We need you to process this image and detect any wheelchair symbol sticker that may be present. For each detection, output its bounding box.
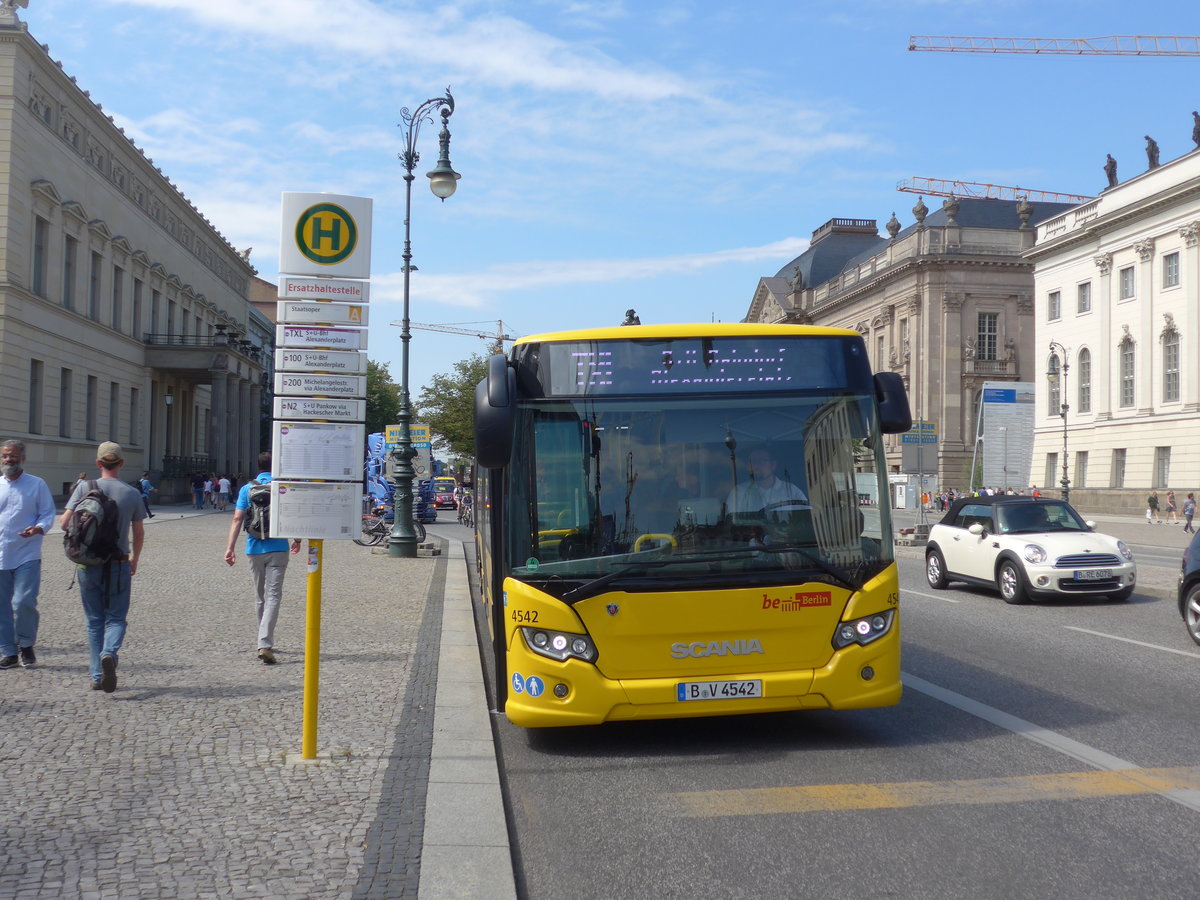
[511,672,525,694]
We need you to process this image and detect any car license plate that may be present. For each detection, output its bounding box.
[1074,568,1113,581]
[677,680,763,701]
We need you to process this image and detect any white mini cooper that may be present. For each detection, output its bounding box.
[924,496,1136,604]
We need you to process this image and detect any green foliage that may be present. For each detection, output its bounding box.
[365,359,402,436]
[417,353,491,459]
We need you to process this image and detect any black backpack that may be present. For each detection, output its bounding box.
[64,480,122,566]
[243,482,272,540]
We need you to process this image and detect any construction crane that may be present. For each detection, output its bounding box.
[394,319,517,344]
[897,176,1094,205]
[908,35,1200,56]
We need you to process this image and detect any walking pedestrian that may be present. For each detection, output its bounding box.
[191,472,206,510]
[61,442,146,692]
[217,474,232,511]
[1184,493,1196,534]
[138,471,157,519]
[223,453,300,664]
[1165,490,1179,524]
[0,440,56,670]
[1147,491,1161,524]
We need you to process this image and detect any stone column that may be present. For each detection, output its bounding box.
[1134,239,1155,415]
[225,373,239,475]
[248,381,263,466]
[1093,254,1113,421]
[208,368,227,475]
[238,378,251,478]
[1181,223,1200,412]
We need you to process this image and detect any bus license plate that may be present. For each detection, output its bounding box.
[677,680,763,701]
[1075,569,1112,581]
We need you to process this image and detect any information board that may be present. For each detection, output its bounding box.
[276,325,366,351]
[269,481,360,540]
[277,301,368,327]
[279,276,369,302]
[274,373,366,397]
[275,349,369,375]
[274,397,366,422]
[272,422,364,481]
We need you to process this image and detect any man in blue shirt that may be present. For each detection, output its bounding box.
[0,440,56,670]
[223,452,300,664]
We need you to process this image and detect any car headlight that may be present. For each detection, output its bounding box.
[1118,540,1134,561]
[832,609,895,649]
[1023,544,1047,564]
[520,627,597,663]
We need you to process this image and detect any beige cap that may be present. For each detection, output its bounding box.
[97,441,124,464]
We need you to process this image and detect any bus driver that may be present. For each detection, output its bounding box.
[725,445,808,515]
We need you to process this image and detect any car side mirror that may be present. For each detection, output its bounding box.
[1085,520,1097,530]
[968,522,985,536]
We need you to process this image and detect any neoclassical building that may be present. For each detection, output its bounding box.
[1027,144,1200,511]
[0,9,267,496]
[745,197,1072,489]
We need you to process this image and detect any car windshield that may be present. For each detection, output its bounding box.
[995,501,1088,534]
[503,392,893,596]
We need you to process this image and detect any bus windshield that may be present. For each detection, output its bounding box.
[506,392,892,598]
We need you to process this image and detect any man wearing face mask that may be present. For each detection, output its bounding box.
[0,440,56,670]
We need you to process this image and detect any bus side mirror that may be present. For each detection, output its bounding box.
[475,354,516,469]
[874,372,912,434]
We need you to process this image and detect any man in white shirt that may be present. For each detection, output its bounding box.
[0,440,57,670]
[725,446,808,515]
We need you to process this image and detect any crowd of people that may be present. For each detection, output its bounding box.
[922,485,1042,512]
[189,473,239,511]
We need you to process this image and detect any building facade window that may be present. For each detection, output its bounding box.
[1077,282,1091,314]
[129,387,139,446]
[1075,450,1088,489]
[86,375,98,441]
[1045,453,1058,490]
[32,216,49,298]
[1078,348,1092,413]
[62,235,77,311]
[111,266,124,332]
[1163,251,1180,288]
[1154,447,1171,489]
[1163,331,1180,402]
[151,289,161,333]
[1119,266,1135,299]
[59,368,72,438]
[29,360,44,435]
[109,381,119,441]
[1119,338,1135,407]
[1048,353,1062,416]
[132,279,143,338]
[88,252,102,321]
[1111,448,1126,488]
[1048,291,1061,320]
[977,312,998,360]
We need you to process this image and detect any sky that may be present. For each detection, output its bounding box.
[20,0,1200,403]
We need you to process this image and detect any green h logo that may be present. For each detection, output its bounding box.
[295,203,358,265]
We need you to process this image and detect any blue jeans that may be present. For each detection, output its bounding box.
[77,562,131,682]
[0,558,41,657]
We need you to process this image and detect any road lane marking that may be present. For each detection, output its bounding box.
[904,589,960,603]
[668,766,1200,817]
[1063,626,1200,660]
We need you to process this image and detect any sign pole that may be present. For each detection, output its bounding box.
[301,539,323,759]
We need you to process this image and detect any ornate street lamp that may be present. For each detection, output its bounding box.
[1046,341,1070,503]
[389,90,461,558]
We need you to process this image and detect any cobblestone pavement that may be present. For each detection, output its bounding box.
[0,509,445,900]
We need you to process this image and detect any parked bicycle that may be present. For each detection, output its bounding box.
[353,505,426,547]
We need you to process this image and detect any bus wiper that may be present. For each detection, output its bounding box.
[560,555,742,605]
[752,545,861,592]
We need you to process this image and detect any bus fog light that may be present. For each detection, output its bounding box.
[532,631,549,648]
[861,666,875,681]
[553,683,569,698]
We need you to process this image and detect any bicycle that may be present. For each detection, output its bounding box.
[457,492,474,529]
[353,511,426,547]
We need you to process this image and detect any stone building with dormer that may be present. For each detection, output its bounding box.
[0,9,267,496]
[745,197,1073,489]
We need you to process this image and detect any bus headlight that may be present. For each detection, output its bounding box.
[521,627,598,663]
[831,609,895,649]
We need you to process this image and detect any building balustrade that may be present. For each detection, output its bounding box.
[964,358,1016,376]
[161,455,212,478]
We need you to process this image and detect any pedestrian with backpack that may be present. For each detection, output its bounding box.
[223,452,300,665]
[0,440,57,671]
[60,442,146,692]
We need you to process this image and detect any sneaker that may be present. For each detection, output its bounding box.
[0,655,17,670]
[90,680,103,691]
[99,653,117,693]
[18,646,36,668]
[257,648,276,665]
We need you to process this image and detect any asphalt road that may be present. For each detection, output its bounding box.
[474,545,1200,900]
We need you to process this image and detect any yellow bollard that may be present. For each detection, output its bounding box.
[301,539,322,759]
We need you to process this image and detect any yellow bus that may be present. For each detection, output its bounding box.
[474,323,911,727]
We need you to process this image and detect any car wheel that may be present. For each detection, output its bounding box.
[926,549,948,589]
[1184,583,1200,646]
[1109,586,1134,602]
[997,560,1029,605]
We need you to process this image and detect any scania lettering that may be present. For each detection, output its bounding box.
[474,323,911,727]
